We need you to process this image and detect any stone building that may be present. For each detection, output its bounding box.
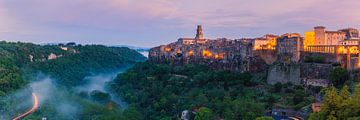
[248,34,279,50]
[306,26,360,46]
[149,25,266,72]
[178,25,208,45]
[304,26,360,70]
[304,31,315,49]
[48,53,58,60]
[339,28,360,40]
[312,26,346,45]
[264,34,278,48]
[276,33,303,63]
[312,103,322,113]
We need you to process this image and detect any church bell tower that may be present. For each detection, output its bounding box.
[195,25,203,40]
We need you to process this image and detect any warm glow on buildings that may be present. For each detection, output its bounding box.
[337,46,345,54]
[265,34,277,49]
[202,50,212,58]
[304,31,315,50]
[253,39,273,50]
[335,46,358,54]
[176,49,182,54]
[214,52,225,59]
[165,47,171,52]
[349,46,358,54]
[219,52,225,59]
[252,34,278,50]
[188,50,194,56]
[214,54,219,59]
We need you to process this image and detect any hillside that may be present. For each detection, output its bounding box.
[0,41,146,119]
[26,45,146,86]
[109,62,316,119]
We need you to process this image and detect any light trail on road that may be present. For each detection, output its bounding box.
[12,93,39,120]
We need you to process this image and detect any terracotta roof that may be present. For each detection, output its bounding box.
[315,26,326,29]
[325,31,344,33]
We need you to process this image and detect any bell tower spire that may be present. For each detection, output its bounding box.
[195,25,203,40]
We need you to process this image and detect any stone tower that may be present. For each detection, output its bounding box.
[314,26,326,45]
[195,25,203,40]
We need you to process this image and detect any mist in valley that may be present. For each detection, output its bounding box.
[0,66,131,119]
[75,67,130,108]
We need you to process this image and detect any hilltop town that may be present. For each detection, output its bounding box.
[149,25,360,84]
[150,25,360,66]
[148,25,360,119]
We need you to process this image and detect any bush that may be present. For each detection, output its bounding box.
[330,67,348,87]
[304,56,325,63]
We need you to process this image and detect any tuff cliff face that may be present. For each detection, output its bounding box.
[267,63,334,85]
[267,64,301,85]
[148,39,268,72]
[300,63,333,79]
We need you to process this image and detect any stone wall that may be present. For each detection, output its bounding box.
[267,63,334,85]
[254,50,277,65]
[267,64,301,85]
[300,63,333,79]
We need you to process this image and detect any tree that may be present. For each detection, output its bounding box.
[90,90,111,104]
[255,116,273,120]
[195,107,213,120]
[123,105,142,120]
[337,85,351,118]
[309,85,360,120]
[271,82,282,93]
[329,67,348,87]
[293,89,306,105]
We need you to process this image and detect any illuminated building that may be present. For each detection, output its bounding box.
[304,31,315,50]
[149,25,257,72]
[276,33,303,63]
[178,25,208,45]
[251,34,279,50]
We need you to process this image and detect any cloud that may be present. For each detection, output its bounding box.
[0,0,359,46]
[0,1,15,33]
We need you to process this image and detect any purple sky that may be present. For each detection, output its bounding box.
[0,0,360,47]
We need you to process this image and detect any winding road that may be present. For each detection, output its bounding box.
[12,93,39,120]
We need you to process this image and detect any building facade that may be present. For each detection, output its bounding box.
[251,34,278,50]
[308,26,360,46]
[276,33,303,63]
[149,25,267,72]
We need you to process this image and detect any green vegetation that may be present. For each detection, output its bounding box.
[255,116,274,120]
[304,56,326,63]
[0,41,145,93]
[109,62,314,120]
[2,41,359,119]
[329,67,349,88]
[269,82,314,110]
[0,58,26,96]
[24,88,141,120]
[0,41,146,119]
[27,45,146,86]
[194,107,213,120]
[309,85,360,120]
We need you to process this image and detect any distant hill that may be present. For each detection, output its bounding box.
[0,41,147,91]
[112,45,150,52]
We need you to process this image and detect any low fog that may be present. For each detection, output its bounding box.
[75,68,129,107]
[0,75,81,119]
[0,67,129,119]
